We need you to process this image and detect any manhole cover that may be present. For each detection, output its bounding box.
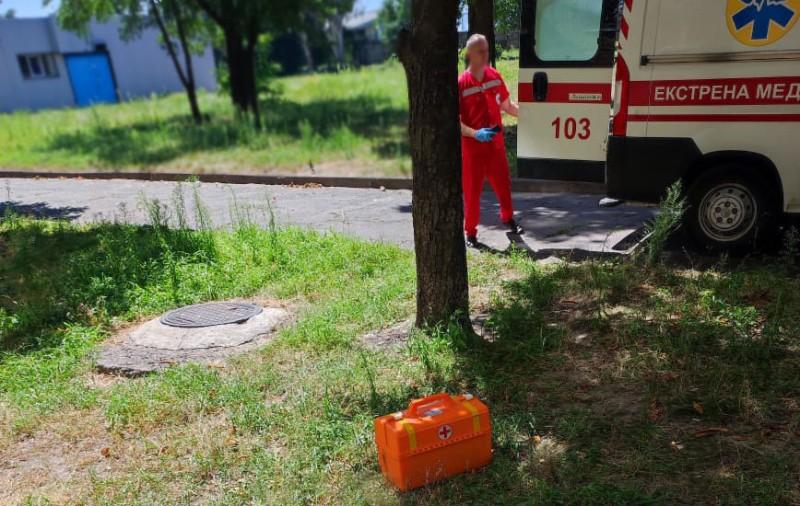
[160,302,263,328]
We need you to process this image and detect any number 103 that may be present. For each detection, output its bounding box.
[552,117,591,140]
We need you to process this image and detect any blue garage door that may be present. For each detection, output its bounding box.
[65,53,118,107]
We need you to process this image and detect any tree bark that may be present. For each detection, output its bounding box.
[224,30,250,114]
[245,35,261,129]
[468,0,496,66]
[398,0,469,328]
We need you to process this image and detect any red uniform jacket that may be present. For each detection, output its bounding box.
[458,66,510,151]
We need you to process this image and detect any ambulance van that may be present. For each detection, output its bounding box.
[517,0,800,249]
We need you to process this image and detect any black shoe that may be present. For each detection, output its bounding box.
[505,219,524,235]
[466,235,480,248]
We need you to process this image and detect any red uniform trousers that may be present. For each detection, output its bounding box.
[461,136,514,238]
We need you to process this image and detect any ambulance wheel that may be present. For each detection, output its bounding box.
[686,166,773,251]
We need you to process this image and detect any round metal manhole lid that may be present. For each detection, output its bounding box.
[160,302,263,328]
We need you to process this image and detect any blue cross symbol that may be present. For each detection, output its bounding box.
[732,0,796,40]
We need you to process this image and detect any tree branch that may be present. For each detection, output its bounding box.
[149,0,188,87]
[169,0,197,90]
[192,0,224,26]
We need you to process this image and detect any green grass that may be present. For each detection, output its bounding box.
[0,57,520,177]
[0,189,414,429]
[2,191,799,504]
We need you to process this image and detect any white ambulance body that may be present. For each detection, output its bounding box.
[518,0,800,249]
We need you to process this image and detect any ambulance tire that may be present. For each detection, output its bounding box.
[686,166,774,252]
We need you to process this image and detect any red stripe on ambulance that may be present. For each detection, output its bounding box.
[518,82,611,104]
[629,114,800,123]
[620,17,630,39]
[629,76,800,107]
[612,55,631,136]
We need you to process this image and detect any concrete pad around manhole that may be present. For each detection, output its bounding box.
[129,307,290,351]
[97,305,292,376]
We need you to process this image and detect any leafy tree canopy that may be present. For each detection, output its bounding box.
[378,0,411,49]
[494,0,519,38]
[52,0,210,53]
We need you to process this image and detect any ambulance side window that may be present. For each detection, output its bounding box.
[521,0,620,68]
[535,0,603,61]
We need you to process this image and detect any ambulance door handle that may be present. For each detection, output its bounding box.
[533,72,548,102]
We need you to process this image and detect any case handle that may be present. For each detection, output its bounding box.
[407,393,456,417]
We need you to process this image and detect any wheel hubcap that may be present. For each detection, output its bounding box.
[698,183,757,243]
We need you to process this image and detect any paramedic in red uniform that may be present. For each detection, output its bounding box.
[459,33,522,248]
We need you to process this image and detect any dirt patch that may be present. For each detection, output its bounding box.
[0,407,247,505]
[360,319,413,351]
[0,401,19,447]
[0,410,113,505]
[360,314,499,352]
[83,372,127,390]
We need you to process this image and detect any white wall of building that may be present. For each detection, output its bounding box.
[0,16,217,113]
[87,20,217,100]
[0,18,75,112]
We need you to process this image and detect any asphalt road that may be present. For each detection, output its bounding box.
[0,177,656,255]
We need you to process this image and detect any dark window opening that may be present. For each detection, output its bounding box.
[17,55,30,79]
[17,53,59,79]
[29,57,42,75]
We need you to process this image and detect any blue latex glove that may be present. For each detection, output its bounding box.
[474,128,497,143]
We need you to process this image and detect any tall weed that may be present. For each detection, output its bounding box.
[641,181,686,266]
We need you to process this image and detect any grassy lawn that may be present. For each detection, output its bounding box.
[0,58,519,178]
[2,192,799,504]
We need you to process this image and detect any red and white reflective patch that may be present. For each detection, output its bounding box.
[437,424,453,441]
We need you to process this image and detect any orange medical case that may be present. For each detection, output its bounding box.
[374,393,492,491]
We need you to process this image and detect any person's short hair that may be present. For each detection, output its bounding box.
[465,33,488,52]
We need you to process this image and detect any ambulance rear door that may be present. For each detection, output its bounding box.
[518,0,621,182]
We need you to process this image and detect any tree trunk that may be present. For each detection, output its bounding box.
[328,14,345,66]
[192,0,260,126]
[468,0,496,66]
[298,30,315,72]
[149,0,203,124]
[184,80,202,124]
[172,2,203,124]
[398,0,469,328]
[244,38,261,129]
[330,14,344,67]
[224,30,250,115]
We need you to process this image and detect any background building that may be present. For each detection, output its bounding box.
[0,16,217,113]
[343,10,388,66]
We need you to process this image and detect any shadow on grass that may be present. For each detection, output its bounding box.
[402,259,800,503]
[42,95,408,167]
[0,219,216,352]
[393,266,662,503]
